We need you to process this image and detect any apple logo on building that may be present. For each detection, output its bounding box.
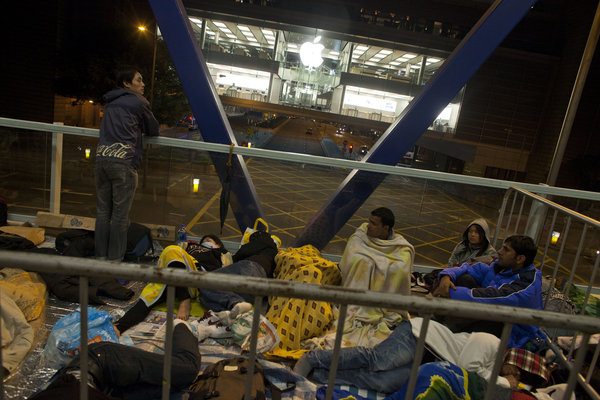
[300,36,324,68]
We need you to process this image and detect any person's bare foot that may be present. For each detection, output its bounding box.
[176,299,191,320]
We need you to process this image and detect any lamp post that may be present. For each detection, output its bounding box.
[149,23,157,107]
[137,23,158,190]
[138,24,158,106]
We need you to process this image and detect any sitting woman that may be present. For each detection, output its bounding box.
[447,218,497,268]
[114,234,231,333]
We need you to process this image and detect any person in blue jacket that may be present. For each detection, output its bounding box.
[94,66,159,261]
[432,235,546,350]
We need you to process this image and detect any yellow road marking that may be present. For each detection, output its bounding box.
[187,190,221,232]
[413,235,461,247]
[32,187,94,197]
[538,253,587,283]
[418,253,445,267]
[187,157,254,233]
[167,174,190,190]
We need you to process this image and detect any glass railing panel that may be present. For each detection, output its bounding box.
[59,134,99,217]
[245,158,351,249]
[0,127,52,215]
[133,145,222,229]
[2,119,599,291]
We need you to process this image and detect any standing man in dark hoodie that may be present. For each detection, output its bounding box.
[95,66,159,261]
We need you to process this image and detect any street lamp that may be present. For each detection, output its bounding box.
[137,23,158,191]
[137,24,157,106]
[149,24,157,107]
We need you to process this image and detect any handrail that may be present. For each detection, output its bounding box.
[1,250,599,333]
[1,249,600,400]
[510,186,600,228]
[2,116,600,201]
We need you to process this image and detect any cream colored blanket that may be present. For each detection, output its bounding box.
[307,223,414,349]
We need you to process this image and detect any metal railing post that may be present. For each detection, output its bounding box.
[483,323,512,400]
[493,188,512,247]
[548,217,572,298]
[404,315,431,400]
[244,296,265,400]
[540,210,558,280]
[525,185,549,244]
[506,191,519,236]
[162,286,175,400]
[579,253,600,317]
[562,224,588,310]
[586,340,600,383]
[325,304,348,400]
[564,333,591,400]
[79,276,89,400]
[50,123,64,214]
[514,195,526,236]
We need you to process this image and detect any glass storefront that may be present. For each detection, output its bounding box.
[187,15,460,132]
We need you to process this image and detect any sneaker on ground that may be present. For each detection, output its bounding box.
[216,302,253,326]
[189,319,232,339]
[196,310,223,326]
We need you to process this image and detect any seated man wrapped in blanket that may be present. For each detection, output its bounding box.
[267,207,414,358]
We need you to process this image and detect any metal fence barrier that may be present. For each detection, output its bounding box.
[2,118,600,399]
[494,187,600,320]
[492,186,600,400]
[0,251,599,400]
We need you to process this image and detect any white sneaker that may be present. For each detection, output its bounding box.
[232,302,253,319]
[216,302,253,326]
[196,310,222,326]
[189,318,232,339]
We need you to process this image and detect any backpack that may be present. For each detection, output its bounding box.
[124,222,154,261]
[189,357,266,400]
[55,229,95,257]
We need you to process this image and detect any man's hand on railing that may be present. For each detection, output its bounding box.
[432,275,455,298]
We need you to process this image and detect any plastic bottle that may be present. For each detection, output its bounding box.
[177,224,187,244]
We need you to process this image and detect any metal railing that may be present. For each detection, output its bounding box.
[0,251,599,400]
[2,117,600,399]
[2,117,600,205]
[494,186,600,308]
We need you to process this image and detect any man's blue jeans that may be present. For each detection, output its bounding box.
[199,259,266,311]
[305,320,417,393]
[94,161,138,261]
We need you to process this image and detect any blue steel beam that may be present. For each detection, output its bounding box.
[147,0,264,232]
[295,0,538,249]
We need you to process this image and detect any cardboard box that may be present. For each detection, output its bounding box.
[36,212,175,241]
[36,212,95,231]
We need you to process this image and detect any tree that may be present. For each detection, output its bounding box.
[150,39,190,126]
[54,0,155,102]
[53,0,189,125]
